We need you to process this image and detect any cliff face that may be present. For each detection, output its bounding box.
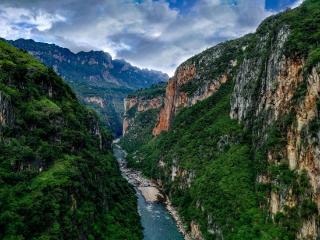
[123,95,163,135]
[228,22,320,238]
[153,36,247,135]
[266,64,320,238]
[0,91,13,133]
[121,83,166,152]
[121,1,320,239]
[230,26,306,125]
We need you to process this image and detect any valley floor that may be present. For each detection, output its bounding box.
[112,142,187,239]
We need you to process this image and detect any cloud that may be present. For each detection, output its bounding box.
[0,0,302,75]
[290,0,304,8]
[0,6,65,40]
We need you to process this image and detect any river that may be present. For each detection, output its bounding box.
[113,143,184,240]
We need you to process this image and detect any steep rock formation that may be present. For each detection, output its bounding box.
[230,26,304,125]
[0,91,13,132]
[123,95,163,135]
[84,96,105,108]
[121,1,320,239]
[153,37,248,135]
[229,21,320,239]
[121,83,166,152]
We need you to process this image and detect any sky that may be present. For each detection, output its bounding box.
[0,0,303,75]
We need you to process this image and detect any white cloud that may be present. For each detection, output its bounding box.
[0,0,303,75]
[0,6,65,40]
[291,0,304,8]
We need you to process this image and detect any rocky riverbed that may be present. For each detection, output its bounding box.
[113,141,188,240]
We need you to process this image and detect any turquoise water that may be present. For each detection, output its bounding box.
[113,144,184,240]
[136,190,184,240]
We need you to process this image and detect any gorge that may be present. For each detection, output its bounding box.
[1,0,320,239]
[113,142,184,240]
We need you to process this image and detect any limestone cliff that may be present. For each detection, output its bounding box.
[121,83,166,152]
[122,1,320,239]
[228,21,320,238]
[153,36,248,135]
[84,96,105,108]
[123,95,163,135]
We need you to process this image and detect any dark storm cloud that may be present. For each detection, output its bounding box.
[0,0,303,75]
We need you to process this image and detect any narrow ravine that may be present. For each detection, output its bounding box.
[112,141,185,240]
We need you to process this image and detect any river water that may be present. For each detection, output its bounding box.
[113,144,184,240]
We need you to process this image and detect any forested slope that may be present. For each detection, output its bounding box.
[0,40,142,240]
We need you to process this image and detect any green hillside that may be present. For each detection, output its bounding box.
[0,40,142,240]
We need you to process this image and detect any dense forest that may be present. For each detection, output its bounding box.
[0,40,142,239]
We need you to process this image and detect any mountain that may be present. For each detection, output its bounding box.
[0,40,142,239]
[120,0,320,239]
[8,39,168,136]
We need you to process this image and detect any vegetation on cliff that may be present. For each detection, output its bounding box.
[127,82,166,99]
[120,82,166,153]
[0,40,142,240]
[121,0,320,239]
[126,81,287,239]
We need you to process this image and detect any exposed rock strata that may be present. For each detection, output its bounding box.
[153,61,232,136]
[123,95,164,135]
[230,26,320,239]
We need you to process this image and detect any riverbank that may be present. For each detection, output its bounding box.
[113,142,190,239]
[113,143,164,202]
[165,198,191,240]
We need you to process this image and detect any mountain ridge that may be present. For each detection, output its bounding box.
[7,38,168,136]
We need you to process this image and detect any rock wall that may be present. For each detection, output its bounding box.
[0,91,13,134]
[230,26,305,125]
[123,95,164,136]
[122,2,320,238]
[229,25,320,239]
[152,41,243,136]
[84,96,105,108]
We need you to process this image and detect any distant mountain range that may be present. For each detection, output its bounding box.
[8,38,168,136]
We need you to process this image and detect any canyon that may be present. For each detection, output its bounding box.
[1,0,319,239]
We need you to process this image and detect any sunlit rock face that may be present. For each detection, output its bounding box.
[152,39,244,136]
